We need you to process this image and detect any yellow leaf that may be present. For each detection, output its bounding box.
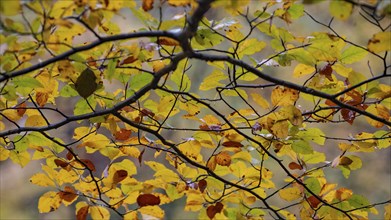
[251,93,270,109]
[332,63,352,77]
[271,86,299,107]
[279,187,302,201]
[185,192,204,211]
[178,140,202,162]
[124,211,138,220]
[25,115,47,127]
[30,173,55,187]
[0,0,21,16]
[120,146,141,158]
[237,38,266,58]
[199,70,227,91]
[9,150,30,167]
[2,109,21,121]
[168,0,191,6]
[139,206,165,219]
[368,32,391,53]
[293,63,315,78]
[38,191,62,213]
[111,159,137,176]
[0,147,10,161]
[90,206,110,220]
[385,204,391,219]
[366,104,390,128]
[329,0,352,20]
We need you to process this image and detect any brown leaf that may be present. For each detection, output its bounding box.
[288,162,303,170]
[114,128,132,141]
[142,0,154,11]
[76,206,89,220]
[341,108,355,124]
[206,202,224,219]
[113,170,128,185]
[307,195,321,208]
[138,148,145,166]
[222,141,243,148]
[66,151,74,160]
[137,194,160,207]
[16,102,27,117]
[198,179,207,193]
[121,56,137,65]
[339,156,353,166]
[80,159,96,171]
[59,186,77,202]
[319,64,333,81]
[54,159,69,168]
[140,108,155,117]
[215,152,231,166]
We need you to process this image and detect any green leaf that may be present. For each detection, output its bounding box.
[106,58,118,81]
[297,128,326,145]
[291,140,313,154]
[13,76,43,88]
[59,84,79,97]
[302,151,326,164]
[348,194,370,209]
[288,4,304,19]
[340,46,368,64]
[129,72,153,91]
[304,177,321,195]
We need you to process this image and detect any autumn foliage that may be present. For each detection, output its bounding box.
[0,0,390,219]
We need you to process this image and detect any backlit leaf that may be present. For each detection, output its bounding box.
[329,0,353,20]
[199,70,227,91]
[38,191,62,213]
[30,173,55,187]
[279,187,302,201]
[89,206,110,220]
[293,63,315,78]
[340,46,368,64]
[368,32,391,53]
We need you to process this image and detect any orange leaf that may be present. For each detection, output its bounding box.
[137,194,161,207]
[206,156,217,171]
[36,91,49,107]
[288,162,303,170]
[158,37,180,46]
[215,152,231,166]
[142,0,154,11]
[16,102,27,117]
[114,128,132,141]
